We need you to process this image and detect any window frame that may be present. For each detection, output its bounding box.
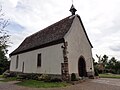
[37,53,41,67]
[16,55,19,69]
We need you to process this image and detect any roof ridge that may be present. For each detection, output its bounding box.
[27,15,72,38]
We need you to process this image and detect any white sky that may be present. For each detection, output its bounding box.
[0,0,120,61]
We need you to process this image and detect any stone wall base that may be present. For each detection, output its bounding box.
[87,71,94,76]
[10,71,62,79]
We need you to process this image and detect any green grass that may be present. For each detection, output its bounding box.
[0,75,3,78]
[0,77,17,82]
[99,74,120,79]
[17,80,70,88]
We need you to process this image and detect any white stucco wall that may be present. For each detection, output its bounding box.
[64,15,94,75]
[10,43,64,74]
[10,15,94,76]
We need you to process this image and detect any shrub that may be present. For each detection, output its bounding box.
[3,70,10,78]
[3,70,17,78]
[17,73,40,80]
[27,73,39,80]
[10,72,17,77]
[3,71,17,78]
[17,74,28,80]
[0,67,4,75]
[88,75,94,79]
[50,78,62,82]
[44,76,51,82]
[38,74,51,81]
[71,73,77,81]
[94,69,99,76]
[32,74,39,80]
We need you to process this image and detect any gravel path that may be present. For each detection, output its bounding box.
[0,78,120,90]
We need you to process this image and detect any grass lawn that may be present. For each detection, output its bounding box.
[17,80,70,88]
[0,77,18,82]
[0,75,3,78]
[99,74,120,79]
[0,75,70,88]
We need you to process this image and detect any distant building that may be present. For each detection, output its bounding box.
[10,5,94,80]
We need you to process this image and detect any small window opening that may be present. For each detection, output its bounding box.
[16,55,19,69]
[37,54,41,67]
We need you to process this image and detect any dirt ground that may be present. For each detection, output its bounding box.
[0,78,120,90]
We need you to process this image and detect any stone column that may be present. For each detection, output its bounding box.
[61,42,69,81]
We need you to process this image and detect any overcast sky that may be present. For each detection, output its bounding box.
[0,0,120,61]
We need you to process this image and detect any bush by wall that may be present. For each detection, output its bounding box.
[71,73,77,81]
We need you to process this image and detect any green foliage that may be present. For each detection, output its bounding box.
[99,74,120,79]
[26,73,39,80]
[16,80,70,88]
[17,73,63,83]
[0,77,17,82]
[50,78,62,82]
[0,6,10,75]
[37,74,51,81]
[3,71,17,78]
[17,74,28,80]
[71,73,77,81]
[106,57,120,74]
[95,54,120,74]
[101,55,108,66]
[0,75,3,78]
[17,73,39,80]
[94,69,99,76]
[0,46,10,74]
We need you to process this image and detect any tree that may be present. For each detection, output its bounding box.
[96,54,102,63]
[0,6,10,74]
[96,54,105,73]
[0,47,10,74]
[101,55,108,67]
[110,57,117,64]
[0,6,10,50]
[106,57,117,73]
[105,57,120,74]
[95,54,120,74]
[93,57,99,76]
[115,61,120,74]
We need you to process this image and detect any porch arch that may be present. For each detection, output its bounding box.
[78,56,87,77]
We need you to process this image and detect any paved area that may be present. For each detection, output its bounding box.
[0,78,120,90]
[0,78,4,80]
[91,78,120,87]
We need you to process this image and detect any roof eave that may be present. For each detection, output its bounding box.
[10,38,65,56]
